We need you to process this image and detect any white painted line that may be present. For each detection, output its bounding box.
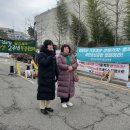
[27,79,36,84]
[20,75,36,84]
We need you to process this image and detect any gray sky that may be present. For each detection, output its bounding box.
[0,0,57,32]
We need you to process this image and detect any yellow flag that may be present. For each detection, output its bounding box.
[16,61,21,76]
[32,59,38,70]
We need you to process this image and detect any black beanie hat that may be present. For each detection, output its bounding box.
[43,40,53,49]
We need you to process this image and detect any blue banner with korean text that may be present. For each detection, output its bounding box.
[77,45,130,63]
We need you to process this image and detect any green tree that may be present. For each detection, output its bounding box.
[86,0,114,46]
[87,41,97,47]
[103,0,124,46]
[99,15,114,46]
[56,0,69,48]
[124,0,130,40]
[70,14,88,47]
[27,26,34,38]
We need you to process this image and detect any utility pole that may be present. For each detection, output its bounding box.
[34,22,37,40]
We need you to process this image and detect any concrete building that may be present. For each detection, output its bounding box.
[0,27,29,40]
[35,0,126,47]
[35,8,57,47]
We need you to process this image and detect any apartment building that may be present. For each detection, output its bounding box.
[35,0,126,47]
[0,27,29,40]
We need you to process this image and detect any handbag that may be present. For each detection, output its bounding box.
[74,72,79,82]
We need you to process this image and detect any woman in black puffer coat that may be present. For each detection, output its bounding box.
[37,40,59,115]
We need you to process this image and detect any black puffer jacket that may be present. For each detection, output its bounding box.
[37,48,59,100]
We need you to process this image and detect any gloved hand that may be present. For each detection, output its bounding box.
[52,50,56,56]
[47,56,54,61]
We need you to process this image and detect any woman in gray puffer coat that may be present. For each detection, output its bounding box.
[57,44,78,108]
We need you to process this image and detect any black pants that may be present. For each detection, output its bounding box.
[60,97,70,103]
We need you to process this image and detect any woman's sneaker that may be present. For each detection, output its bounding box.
[67,102,73,107]
[62,103,67,108]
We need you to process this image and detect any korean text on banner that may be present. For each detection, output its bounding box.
[0,38,36,53]
[77,46,130,63]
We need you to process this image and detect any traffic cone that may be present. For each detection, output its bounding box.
[9,66,14,74]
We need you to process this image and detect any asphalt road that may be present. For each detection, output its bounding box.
[0,58,130,130]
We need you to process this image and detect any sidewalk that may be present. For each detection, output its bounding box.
[77,70,127,86]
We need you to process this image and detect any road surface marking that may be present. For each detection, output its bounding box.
[20,75,36,84]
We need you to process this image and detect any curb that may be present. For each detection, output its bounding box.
[77,70,127,86]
